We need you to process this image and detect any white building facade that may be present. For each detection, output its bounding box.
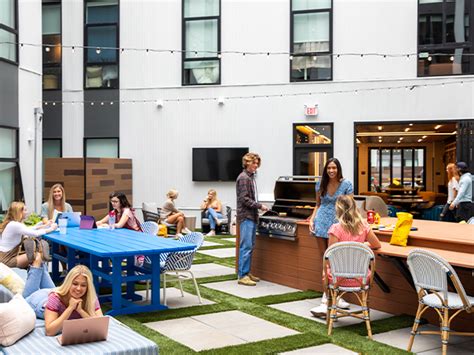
[1,0,473,214]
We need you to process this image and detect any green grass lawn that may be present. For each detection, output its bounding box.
[114,234,414,354]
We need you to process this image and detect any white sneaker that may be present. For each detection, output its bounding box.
[337,298,351,309]
[182,227,192,234]
[206,230,216,237]
[175,233,184,238]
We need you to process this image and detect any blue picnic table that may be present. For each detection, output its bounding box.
[43,227,195,316]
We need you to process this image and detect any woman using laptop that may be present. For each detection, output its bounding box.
[41,183,74,223]
[19,252,103,336]
[0,201,57,268]
[96,192,142,231]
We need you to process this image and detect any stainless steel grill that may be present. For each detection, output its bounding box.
[257,176,319,241]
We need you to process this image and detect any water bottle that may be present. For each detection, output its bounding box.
[108,211,116,230]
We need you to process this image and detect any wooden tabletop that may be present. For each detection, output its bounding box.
[377,241,474,269]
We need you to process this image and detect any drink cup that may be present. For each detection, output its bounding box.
[59,218,68,235]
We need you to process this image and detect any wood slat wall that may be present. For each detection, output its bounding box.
[242,224,474,332]
[44,158,133,219]
[44,158,85,215]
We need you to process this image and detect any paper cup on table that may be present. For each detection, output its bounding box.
[59,218,68,235]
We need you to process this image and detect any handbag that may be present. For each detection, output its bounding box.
[390,212,413,247]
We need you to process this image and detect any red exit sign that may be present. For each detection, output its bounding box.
[304,104,318,117]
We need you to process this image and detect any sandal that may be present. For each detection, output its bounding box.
[38,240,51,262]
[23,238,37,264]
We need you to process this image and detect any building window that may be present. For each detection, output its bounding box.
[43,139,62,159]
[369,148,425,191]
[418,0,473,76]
[42,3,61,90]
[182,0,220,85]
[0,0,17,63]
[85,138,119,158]
[293,123,333,175]
[84,0,119,89]
[0,127,23,213]
[290,0,332,81]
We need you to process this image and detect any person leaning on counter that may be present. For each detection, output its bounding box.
[449,162,473,222]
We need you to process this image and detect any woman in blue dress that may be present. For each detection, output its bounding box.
[309,157,353,315]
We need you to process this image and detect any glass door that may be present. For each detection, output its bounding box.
[293,123,333,176]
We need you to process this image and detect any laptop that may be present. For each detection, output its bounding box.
[80,215,97,229]
[57,316,109,346]
[56,212,82,227]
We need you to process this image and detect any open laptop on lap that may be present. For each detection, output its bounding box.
[57,316,109,346]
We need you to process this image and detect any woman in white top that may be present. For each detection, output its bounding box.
[0,201,57,268]
[41,183,73,223]
[440,163,460,222]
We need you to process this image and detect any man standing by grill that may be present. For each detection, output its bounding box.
[236,152,268,286]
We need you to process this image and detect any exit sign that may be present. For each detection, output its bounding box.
[305,104,318,117]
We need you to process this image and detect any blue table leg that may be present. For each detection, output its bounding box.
[150,253,161,307]
[90,254,100,294]
[126,256,135,300]
[111,257,122,313]
[51,242,60,282]
[67,247,76,270]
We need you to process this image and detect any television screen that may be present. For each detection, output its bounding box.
[193,147,249,181]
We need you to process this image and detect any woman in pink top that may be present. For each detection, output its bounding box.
[310,195,381,317]
[97,192,142,231]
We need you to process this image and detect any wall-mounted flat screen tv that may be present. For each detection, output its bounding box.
[193,147,249,181]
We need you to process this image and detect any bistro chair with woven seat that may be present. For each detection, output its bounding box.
[323,242,376,339]
[144,232,204,304]
[406,249,474,355]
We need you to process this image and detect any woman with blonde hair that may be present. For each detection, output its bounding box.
[41,183,73,223]
[440,163,460,222]
[17,250,102,336]
[310,195,381,317]
[200,189,223,236]
[161,189,190,237]
[0,201,57,268]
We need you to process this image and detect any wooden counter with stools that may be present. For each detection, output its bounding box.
[241,218,474,331]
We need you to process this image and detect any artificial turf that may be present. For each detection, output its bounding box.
[112,234,413,354]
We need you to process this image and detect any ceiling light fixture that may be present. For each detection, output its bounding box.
[434,124,442,129]
[405,128,410,132]
[378,126,383,131]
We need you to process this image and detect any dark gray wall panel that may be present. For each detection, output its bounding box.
[0,61,18,127]
[43,90,62,138]
[84,90,119,137]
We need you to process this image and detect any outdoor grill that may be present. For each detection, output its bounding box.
[257,176,319,241]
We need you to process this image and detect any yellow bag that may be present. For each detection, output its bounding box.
[390,212,413,247]
[158,224,168,237]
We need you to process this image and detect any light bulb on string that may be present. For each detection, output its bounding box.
[450,56,454,61]
[289,55,293,60]
[217,53,222,59]
[96,47,101,54]
[71,46,75,53]
[45,46,50,53]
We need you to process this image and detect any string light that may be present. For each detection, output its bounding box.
[40,78,473,106]
[3,40,474,59]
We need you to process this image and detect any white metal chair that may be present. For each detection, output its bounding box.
[141,221,159,236]
[323,242,375,339]
[144,232,204,305]
[406,249,474,355]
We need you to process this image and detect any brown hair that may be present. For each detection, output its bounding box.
[242,152,261,169]
[446,163,459,182]
[46,183,67,220]
[0,201,25,232]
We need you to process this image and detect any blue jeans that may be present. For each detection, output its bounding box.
[238,219,257,278]
[206,208,223,230]
[23,264,55,319]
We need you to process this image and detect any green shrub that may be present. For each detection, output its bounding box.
[24,213,42,226]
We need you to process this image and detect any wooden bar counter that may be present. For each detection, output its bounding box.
[242,218,474,331]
